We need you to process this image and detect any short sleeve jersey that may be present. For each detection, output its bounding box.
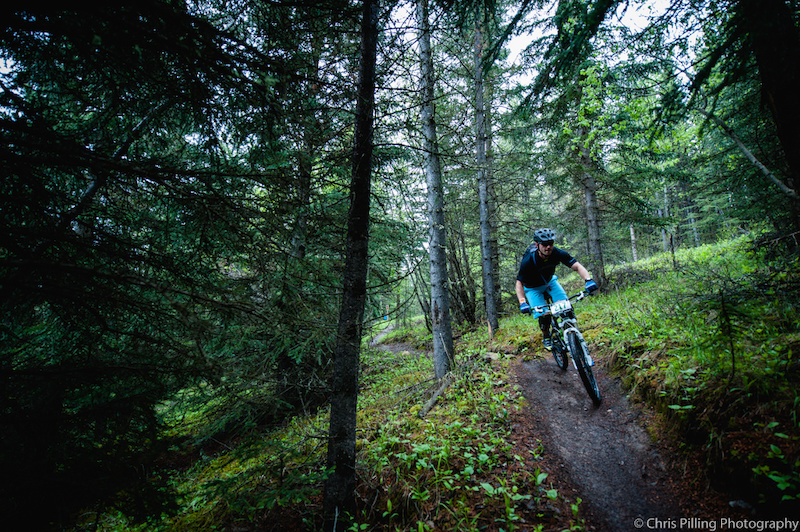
[516,245,577,288]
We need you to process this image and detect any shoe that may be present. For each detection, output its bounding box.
[542,337,553,351]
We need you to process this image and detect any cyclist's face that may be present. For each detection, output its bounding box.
[538,241,554,256]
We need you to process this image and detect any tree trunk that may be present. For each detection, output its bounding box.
[659,207,668,253]
[413,263,432,333]
[485,81,502,317]
[417,0,454,379]
[580,165,606,285]
[474,22,499,333]
[663,182,675,253]
[323,0,378,528]
[686,200,700,246]
[290,33,323,261]
[277,34,324,414]
[629,224,638,262]
[575,125,606,286]
[738,0,800,209]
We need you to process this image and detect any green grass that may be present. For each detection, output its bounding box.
[581,234,800,511]
[71,233,800,529]
[74,317,584,531]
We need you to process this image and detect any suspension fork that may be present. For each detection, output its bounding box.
[562,323,592,367]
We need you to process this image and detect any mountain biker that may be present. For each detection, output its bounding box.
[515,228,598,350]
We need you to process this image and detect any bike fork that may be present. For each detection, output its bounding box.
[565,327,594,368]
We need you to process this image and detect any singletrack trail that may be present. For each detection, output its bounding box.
[373,325,749,531]
[514,355,739,531]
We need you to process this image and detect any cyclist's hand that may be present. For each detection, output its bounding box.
[585,279,598,294]
[519,302,531,314]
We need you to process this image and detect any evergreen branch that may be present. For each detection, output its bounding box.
[697,108,799,203]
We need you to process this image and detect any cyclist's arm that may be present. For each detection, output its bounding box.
[515,280,527,305]
[570,261,592,282]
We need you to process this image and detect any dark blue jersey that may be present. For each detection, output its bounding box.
[516,246,577,288]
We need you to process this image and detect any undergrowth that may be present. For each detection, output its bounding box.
[352,343,567,532]
[71,232,800,529]
[583,233,800,515]
[73,320,581,531]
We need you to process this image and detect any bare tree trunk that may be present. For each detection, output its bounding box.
[485,81,502,316]
[686,202,700,246]
[629,224,639,262]
[474,22,499,333]
[323,0,378,528]
[417,0,454,379]
[662,182,677,257]
[580,166,606,285]
[575,125,606,286]
[738,0,800,206]
[661,183,678,268]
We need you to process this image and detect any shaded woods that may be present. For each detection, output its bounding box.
[2,1,799,530]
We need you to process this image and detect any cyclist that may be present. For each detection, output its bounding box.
[515,228,598,350]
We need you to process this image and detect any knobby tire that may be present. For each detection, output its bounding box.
[567,329,601,406]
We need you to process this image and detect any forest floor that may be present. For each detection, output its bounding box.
[376,326,760,532]
[512,353,755,531]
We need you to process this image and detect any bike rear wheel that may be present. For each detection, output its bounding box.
[551,333,568,371]
[567,329,601,406]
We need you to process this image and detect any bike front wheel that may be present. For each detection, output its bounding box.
[567,329,601,406]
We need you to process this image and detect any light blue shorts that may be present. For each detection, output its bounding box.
[523,276,568,318]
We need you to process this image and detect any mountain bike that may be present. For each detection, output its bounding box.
[533,290,601,406]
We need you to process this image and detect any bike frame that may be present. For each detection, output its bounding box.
[533,290,600,405]
[533,291,588,361]
[551,292,591,369]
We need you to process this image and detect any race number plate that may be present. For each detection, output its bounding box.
[550,299,572,314]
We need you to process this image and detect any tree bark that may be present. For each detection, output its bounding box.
[575,124,606,286]
[474,22,499,333]
[485,80,502,318]
[629,224,638,262]
[580,165,606,285]
[290,32,324,261]
[447,225,477,325]
[738,0,800,199]
[323,0,378,528]
[417,0,454,379]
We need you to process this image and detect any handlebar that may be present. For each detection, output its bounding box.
[531,290,590,315]
[571,290,589,301]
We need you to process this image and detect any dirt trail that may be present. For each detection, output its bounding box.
[373,325,746,531]
[514,355,737,531]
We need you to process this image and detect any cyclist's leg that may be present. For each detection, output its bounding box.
[547,276,568,302]
[524,285,552,345]
[546,277,577,318]
[538,314,552,336]
[523,285,548,318]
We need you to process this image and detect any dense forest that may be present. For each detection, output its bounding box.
[2,0,799,530]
